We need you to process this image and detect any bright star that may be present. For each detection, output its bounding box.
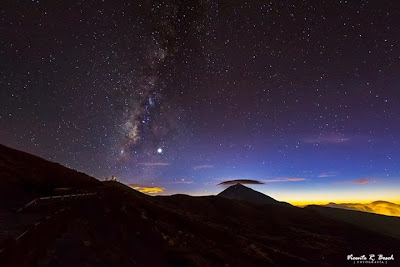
[157,148,163,154]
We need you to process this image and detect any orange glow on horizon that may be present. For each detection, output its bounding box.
[129,185,165,194]
[288,200,400,206]
[290,200,400,217]
[288,199,400,206]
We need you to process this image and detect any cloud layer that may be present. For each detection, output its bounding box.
[318,173,336,178]
[324,201,400,217]
[335,178,374,185]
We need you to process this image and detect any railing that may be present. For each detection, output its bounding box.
[0,192,98,264]
[0,208,70,265]
[16,192,97,212]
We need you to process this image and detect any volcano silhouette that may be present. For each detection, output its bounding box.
[218,183,291,206]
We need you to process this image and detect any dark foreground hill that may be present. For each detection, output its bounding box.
[0,145,399,266]
[0,144,100,210]
[306,205,400,240]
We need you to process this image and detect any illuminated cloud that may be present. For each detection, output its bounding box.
[352,178,374,184]
[137,162,170,167]
[262,178,306,182]
[129,184,165,194]
[324,201,400,217]
[218,179,264,185]
[303,134,350,144]
[318,173,336,178]
[193,164,214,170]
[335,178,374,185]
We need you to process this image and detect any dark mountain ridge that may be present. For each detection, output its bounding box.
[0,144,100,210]
[306,205,400,240]
[218,183,291,206]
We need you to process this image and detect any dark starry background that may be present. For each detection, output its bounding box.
[1,0,399,199]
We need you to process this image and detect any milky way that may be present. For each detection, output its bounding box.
[1,0,400,200]
[118,1,215,163]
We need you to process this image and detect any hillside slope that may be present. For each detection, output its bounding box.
[306,205,400,240]
[0,144,100,209]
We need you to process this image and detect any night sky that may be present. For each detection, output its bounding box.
[1,0,400,203]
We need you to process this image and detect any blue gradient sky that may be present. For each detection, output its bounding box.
[1,1,400,203]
